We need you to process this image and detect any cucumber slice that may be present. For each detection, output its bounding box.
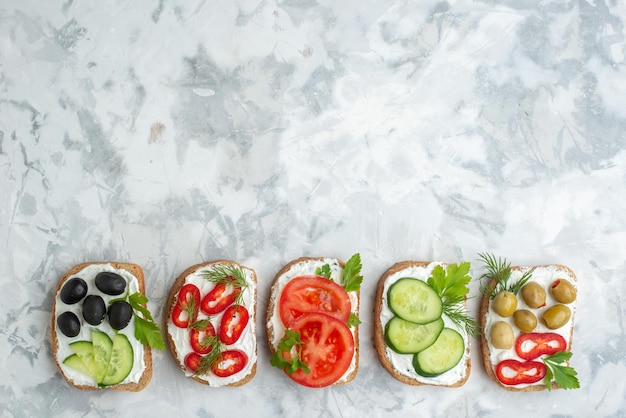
[385,317,444,354]
[101,334,134,386]
[91,330,113,384]
[63,354,94,378]
[387,278,442,324]
[413,328,465,377]
[69,341,98,380]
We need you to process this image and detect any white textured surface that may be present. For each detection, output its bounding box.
[1,0,626,417]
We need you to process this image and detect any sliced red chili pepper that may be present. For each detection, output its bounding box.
[201,280,241,315]
[211,350,248,377]
[495,359,546,385]
[218,305,249,345]
[172,284,201,328]
[190,321,217,354]
[515,332,567,360]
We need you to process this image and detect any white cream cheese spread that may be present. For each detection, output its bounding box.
[54,263,145,387]
[379,262,470,386]
[267,258,359,384]
[167,264,257,386]
[483,265,577,388]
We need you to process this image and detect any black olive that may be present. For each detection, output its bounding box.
[57,311,81,337]
[60,278,88,304]
[82,295,106,325]
[108,300,133,330]
[95,272,127,295]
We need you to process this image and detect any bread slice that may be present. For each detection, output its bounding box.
[164,260,257,386]
[374,261,471,387]
[51,262,152,391]
[480,264,577,391]
[266,256,360,386]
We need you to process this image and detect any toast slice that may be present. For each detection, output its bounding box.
[479,263,578,391]
[51,262,153,391]
[374,261,472,387]
[165,261,257,386]
[266,256,361,387]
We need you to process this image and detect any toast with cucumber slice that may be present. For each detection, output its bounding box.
[51,262,163,391]
[374,261,476,387]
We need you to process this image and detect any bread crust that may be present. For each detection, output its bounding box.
[479,264,576,391]
[265,256,360,386]
[51,262,152,392]
[374,261,471,387]
[164,260,257,386]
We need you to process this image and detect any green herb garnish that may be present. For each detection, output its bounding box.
[270,330,310,375]
[347,312,361,328]
[195,338,224,376]
[200,265,249,306]
[315,264,332,279]
[542,351,580,390]
[128,292,165,350]
[341,253,363,292]
[478,253,534,298]
[427,262,479,337]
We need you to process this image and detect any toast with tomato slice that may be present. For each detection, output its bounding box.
[51,262,160,391]
[478,255,579,391]
[266,255,362,388]
[374,261,474,387]
[165,260,257,386]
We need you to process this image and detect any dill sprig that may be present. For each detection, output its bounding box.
[200,264,249,306]
[442,298,480,337]
[478,253,534,299]
[194,337,224,376]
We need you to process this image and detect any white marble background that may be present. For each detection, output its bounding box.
[1,0,626,417]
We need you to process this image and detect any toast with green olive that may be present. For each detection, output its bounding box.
[374,261,476,387]
[51,262,162,391]
[478,254,580,391]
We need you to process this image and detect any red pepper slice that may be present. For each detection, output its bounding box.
[218,305,249,345]
[190,321,216,354]
[515,332,567,360]
[495,359,546,385]
[172,284,201,328]
[211,350,248,377]
[201,280,242,315]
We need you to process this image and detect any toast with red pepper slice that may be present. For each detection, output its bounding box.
[479,260,579,391]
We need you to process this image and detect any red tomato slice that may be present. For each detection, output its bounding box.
[515,332,567,360]
[279,276,351,326]
[172,284,201,328]
[219,305,249,345]
[201,282,241,315]
[211,350,248,377]
[190,321,217,355]
[184,352,203,373]
[279,312,354,388]
[495,359,546,385]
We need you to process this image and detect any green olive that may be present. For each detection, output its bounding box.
[550,279,577,304]
[492,291,517,317]
[542,304,571,329]
[490,321,514,349]
[513,309,537,333]
[520,282,546,308]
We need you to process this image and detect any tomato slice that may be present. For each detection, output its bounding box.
[211,350,248,377]
[201,281,241,315]
[172,284,201,328]
[495,359,546,385]
[219,305,249,345]
[515,332,567,360]
[279,312,354,388]
[184,352,203,373]
[190,321,217,355]
[279,276,351,326]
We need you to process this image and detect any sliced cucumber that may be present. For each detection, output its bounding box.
[91,330,113,384]
[385,317,444,354]
[387,278,442,324]
[63,354,94,378]
[68,341,98,380]
[413,328,465,377]
[101,333,134,386]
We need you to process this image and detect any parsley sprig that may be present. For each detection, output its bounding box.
[200,265,249,306]
[427,262,479,337]
[341,253,363,292]
[128,292,165,350]
[270,330,310,375]
[543,351,580,390]
[478,253,534,299]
